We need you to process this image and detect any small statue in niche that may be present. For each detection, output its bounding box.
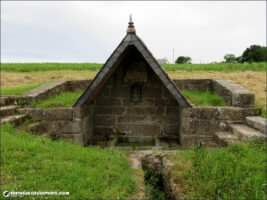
[124,61,147,83]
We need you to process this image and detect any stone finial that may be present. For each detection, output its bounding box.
[126,14,136,33]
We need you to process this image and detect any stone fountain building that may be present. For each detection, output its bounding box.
[73,16,191,145]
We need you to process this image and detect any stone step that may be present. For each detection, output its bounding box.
[0,114,28,127]
[230,124,266,141]
[0,96,22,106]
[215,132,239,146]
[246,116,266,134]
[0,105,19,117]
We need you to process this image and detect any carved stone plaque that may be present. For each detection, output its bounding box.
[124,61,147,83]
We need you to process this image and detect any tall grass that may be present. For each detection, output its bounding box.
[169,141,266,199]
[182,89,226,106]
[1,62,266,72]
[1,123,137,199]
[31,90,83,108]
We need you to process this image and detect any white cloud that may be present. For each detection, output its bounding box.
[1,1,266,63]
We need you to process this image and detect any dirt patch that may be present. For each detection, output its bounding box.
[1,70,265,106]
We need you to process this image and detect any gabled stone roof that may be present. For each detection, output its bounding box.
[74,20,191,108]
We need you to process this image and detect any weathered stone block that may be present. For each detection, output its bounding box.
[154,99,177,107]
[95,98,121,106]
[123,99,154,106]
[126,107,164,116]
[142,87,161,98]
[174,79,211,91]
[19,108,73,121]
[182,118,220,135]
[117,115,164,124]
[95,115,116,126]
[212,79,254,108]
[39,121,82,134]
[73,105,94,119]
[95,107,125,115]
[110,87,129,97]
[166,107,180,116]
[98,87,110,97]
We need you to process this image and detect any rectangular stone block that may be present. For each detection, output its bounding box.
[166,107,180,116]
[182,118,220,135]
[110,87,129,98]
[123,99,154,106]
[20,108,73,121]
[154,99,177,107]
[95,98,121,106]
[117,115,164,124]
[73,105,94,119]
[95,107,125,115]
[39,120,82,134]
[95,115,116,126]
[126,107,164,116]
[142,87,161,98]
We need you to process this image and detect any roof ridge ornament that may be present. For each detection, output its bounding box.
[126,14,136,33]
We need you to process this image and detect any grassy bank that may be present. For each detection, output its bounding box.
[1,123,137,199]
[1,62,266,72]
[168,141,266,199]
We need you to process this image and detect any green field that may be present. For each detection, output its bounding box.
[1,123,137,199]
[1,62,266,72]
[168,141,266,199]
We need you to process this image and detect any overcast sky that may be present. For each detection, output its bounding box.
[1,1,266,64]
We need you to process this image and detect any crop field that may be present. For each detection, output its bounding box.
[1,62,266,72]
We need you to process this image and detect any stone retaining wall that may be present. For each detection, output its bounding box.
[18,105,94,145]
[180,107,261,148]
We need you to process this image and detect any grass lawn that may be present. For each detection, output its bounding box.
[31,90,83,108]
[1,82,47,96]
[168,141,266,199]
[182,89,226,106]
[1,123,137,199]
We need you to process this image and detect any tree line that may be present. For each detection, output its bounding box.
[175,44,266,64]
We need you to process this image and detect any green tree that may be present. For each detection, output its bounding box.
[241,45,266,63]
[175,56,192,64]
[224,54,237,63]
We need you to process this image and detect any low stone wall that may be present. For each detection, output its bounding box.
[180,107,261,148]
[173,79,212,91]
[211,79,254,108]
[18,105,94,145]
[23,80,91,105]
